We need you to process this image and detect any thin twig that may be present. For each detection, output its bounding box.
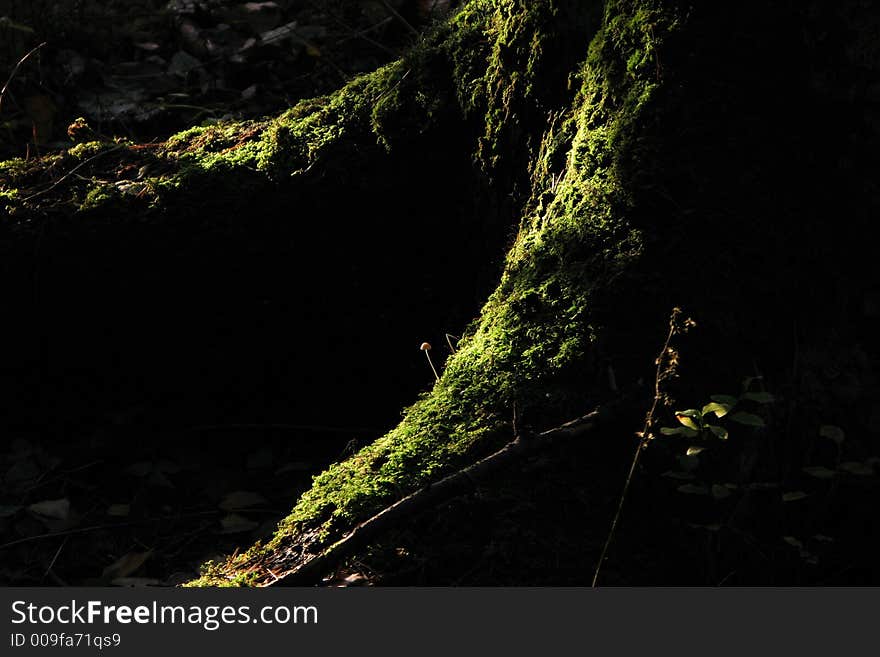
[375,68,411,104]
[23,144,126,202]
[378,0,421,38]
[0,511,219,551]
[335,16,397,55]
[260,398,637,586]
[0,41,47,115]
[41,536,69,584]
[592,308,687,587]
[304,0,398,57]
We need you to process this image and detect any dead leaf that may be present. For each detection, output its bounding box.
[147,470,174,489]
[662,470,695,480]
[246,448,274,470]
[107,504,131,517]
[242,2,282,33]
[155,460,181,474]
[126,462,153,477]
[710,484,731,500]
[219,513,259,534]
[783,536,803,549]
[260,21,299,46]
[168,50,202,77]
[219,491,268,511]
[677,484,709,495]
[5,458,41,484]
[838,461,874,476]
[28,498,71,521]
[111,577,161,587]
[0,505,22,518]
[342,573,369,586]
[102,551,153,580]
[803,466,836,479]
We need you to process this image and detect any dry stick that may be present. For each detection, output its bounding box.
[0,511,220,551]
[0,41,47,115]
[22,144,125,202]
[335,16,397,54]
[302,0,398,57]
[269,399,633,586]
[41,536,69,584]
[591,310,681,587]
[378,0,422,38]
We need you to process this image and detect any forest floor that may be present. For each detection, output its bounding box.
[3,0,880,588]
[0,0,457,586]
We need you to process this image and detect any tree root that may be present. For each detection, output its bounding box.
[269,396,638,586]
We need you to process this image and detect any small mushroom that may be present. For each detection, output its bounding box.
[420,342,439,382]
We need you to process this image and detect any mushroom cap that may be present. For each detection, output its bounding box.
[420,342,432,351]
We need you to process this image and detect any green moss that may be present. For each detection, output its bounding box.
[190,0,682,586]
[68,140,112,160]
[79,184,119,211]
[1,0,680,587]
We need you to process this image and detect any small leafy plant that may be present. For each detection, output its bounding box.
[658,376,773,444]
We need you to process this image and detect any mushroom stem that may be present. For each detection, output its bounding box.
[425,351,440,382]
[420,342,440,382]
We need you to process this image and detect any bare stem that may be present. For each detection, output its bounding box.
[425,351,440,381]
[0,42,47,115]
[592,307,685,587]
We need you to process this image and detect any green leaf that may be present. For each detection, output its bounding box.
[818,425,845,444]
[741,391,775,404]
[678,454,700,472]
[707,425,729,440]
[802,466,836,479]
[675,411,700,430]
[702,402,731,418]
[677,484,709,496]
[729,412,765,427]
[710,394,739,406]
[782,491,809,502]
[660,426,699,438]
[686,446,706,456]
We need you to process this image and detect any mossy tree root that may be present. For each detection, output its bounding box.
[267,397,638,586]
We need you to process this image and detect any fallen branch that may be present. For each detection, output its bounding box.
[0,42,47,115]
[269,397,637,586]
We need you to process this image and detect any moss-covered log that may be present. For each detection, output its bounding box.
[2,0,879,585]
